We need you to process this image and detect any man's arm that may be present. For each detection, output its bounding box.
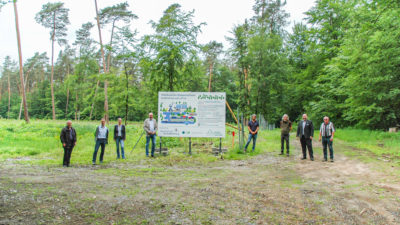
[60,128,66,146]
[331,123,335,141]
[114,125,117,140]
[123,125,126,140]
[143,120,150,134]
[247,126,253,134]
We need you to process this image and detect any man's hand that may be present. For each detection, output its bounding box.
[310,136,313,140]
[330,137,333,142]
[318,138,321,142]
[63,143,66,147]
[74,142,76,146]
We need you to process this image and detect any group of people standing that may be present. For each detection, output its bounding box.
[244,113,335,162]
[59,112,335,167]
[59,113,158,167]
[278,113,335,162]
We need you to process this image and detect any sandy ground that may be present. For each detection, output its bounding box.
[1,139,400,224]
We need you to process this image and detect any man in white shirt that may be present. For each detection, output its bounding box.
[93,118,109,165]
[319,116,335,162]
[143,112,158,157]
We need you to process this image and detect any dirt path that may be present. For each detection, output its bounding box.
[1,139,400,224]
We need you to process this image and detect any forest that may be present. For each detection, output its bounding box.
[1,0,399,130]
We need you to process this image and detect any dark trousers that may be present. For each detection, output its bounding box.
[93,139,106,163]
[300,136,313,159]
[146,134,156,156]
[281,134,289,153]
[322,136,334,160]
[63,146,74,166]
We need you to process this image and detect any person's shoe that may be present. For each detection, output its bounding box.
[92,162,96,165]
[322,159,327,162]
[286,153,289,157]
[279,152,284,155]
[244,149,247,153]
[100,161,103,164]
[151,155,154,158]
[63,165,67,167]
[301,157,306,160]
[122,157,126,159]
[116,157,120,159]
[310,158,314,161]
[330,159,334,162]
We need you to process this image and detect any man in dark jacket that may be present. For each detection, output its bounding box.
[280,114,292,156]
[296,114,314,161]
[60,120,77,167]
[114,118,126,159]
[93,118,109,165]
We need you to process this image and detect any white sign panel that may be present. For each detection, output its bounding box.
[158,92,226,138]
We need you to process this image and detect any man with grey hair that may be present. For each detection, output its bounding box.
[319,116,335,162]
[60,120,77,167]
[144,112,157,157]
[280,114,292,156]
[244,114,259,152]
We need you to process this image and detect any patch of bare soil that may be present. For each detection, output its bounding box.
[1,140,400,224]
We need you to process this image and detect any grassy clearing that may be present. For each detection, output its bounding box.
[0,119,279,166]
[1,119,398,166]
[334,128,400,157]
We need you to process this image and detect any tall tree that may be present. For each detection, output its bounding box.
[10,1,28,122]
[202,41,223,92]
[94,0,109,122]
[227,21,251,114]
[143,3,204,92]
[98,1,137,71]
[35,2,70,120]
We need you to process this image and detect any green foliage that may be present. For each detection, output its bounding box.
[1,0,399,130]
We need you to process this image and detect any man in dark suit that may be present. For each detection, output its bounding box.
[296,114,314,161]
[114,118,126,159]
[60,120,77,167]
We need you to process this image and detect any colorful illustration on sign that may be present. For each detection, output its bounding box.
[160,102,197,125]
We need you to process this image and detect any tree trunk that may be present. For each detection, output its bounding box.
[18,72,29,120]
[14,1,29,123]
[106,20,116,72]
[208,62,213,92]
[7,70,11,119]
[95,0,109,123]
[75,92,79,121]
[50,12,57,120]
[89,79,100,120]
[124,63,129,126]
[65,65,70,118]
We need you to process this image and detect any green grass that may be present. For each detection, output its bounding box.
[334,128,400,157]
[0,119,279,166]
[2,119,398,166]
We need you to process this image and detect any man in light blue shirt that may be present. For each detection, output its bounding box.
[93,118,109,165]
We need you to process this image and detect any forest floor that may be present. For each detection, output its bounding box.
[1,133,400,224]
